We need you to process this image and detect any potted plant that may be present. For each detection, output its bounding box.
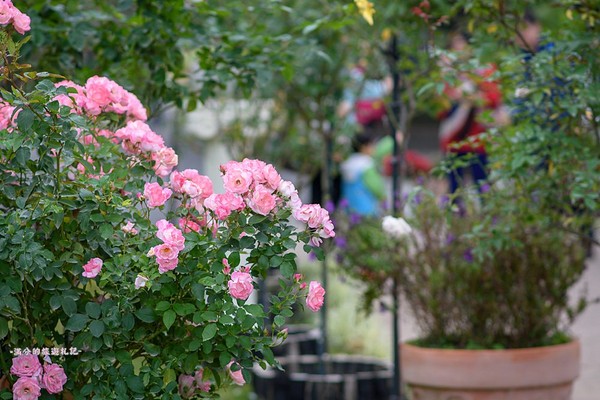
[335,185,591,399]
[0,7,335,399]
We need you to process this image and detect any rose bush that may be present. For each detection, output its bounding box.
[0,4,333,398]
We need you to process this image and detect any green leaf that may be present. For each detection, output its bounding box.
[49,295,62,311]
[89,320,105,337]
[173,303,195,316]
[122,312,135,331]
[86,302,101,319]
[280,261,294,278]
[99,223,113,240]
[16,108,35,132]
[202,323,217,341]
[228,252,240,268]
[15,147,30,167]
[0,317,8,339]
[155,301,171,312]
[163,310,176,330]
[135,307,156,323]
[126,375,145,393]
[61,297,77,317]
[274,315,285,327]
[65,314,89,332]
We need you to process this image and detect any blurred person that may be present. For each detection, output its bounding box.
[438,31,504,195]
[340,130,386,216]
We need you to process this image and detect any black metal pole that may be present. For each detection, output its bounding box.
[388,33,404,400]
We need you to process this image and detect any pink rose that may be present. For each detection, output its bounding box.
[152,147,178,177]
[204,192,245,220]
[12,377,41,400]
[153,243,179,262]
[134,274,148,289]
[222,258,231,275]
[194,368,211,393]
[124,92,148,121]
[54,81,87,112]
[170,169,213,200]
[262,163,281,190]
[82,258,103,278]
[121,221,138,235]
[178,374,195,399]
[223,166,253,194]
[228,271,253,300]
[0,100,16,131]
[294,273,303,282]
[293,204,326,229]
[11,9,30,35]
[144,182,172,208]
[114,120,164,154]
[84,76,116,113]
[155,219,185,251]
[226,361,246,386]
[0,1,13,25]
[178,217,201,233]
[248,185,277,216]
[10,355,42,378]
[157,257,178,274]
[306,281,325,312]
[42,363,67,394]
[241,158,267,183]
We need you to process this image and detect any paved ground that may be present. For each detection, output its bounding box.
[396,243,600,400]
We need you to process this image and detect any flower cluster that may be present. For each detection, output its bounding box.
[9,355,67,399]
[148,219,186,274]
[0,0,30,34]
[0,99,17,131]
[381,215,412,239]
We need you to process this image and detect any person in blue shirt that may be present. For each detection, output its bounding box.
[340,132,386,216]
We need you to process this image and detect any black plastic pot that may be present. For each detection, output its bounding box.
[252,354,392,400]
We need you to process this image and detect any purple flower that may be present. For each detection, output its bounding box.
[463,249,473,263]
[308,251,317,261]
[445,233,455,245]
[416,176,425,185]
[325,200,336,214]
[334,236,347,249]
[339,198,349,209]
[438,195,450,208]
[349,213,362,226]
[480,183,491,193]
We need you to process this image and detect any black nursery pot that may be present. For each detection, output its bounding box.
[252,354,393,400]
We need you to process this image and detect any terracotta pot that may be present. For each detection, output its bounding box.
[401,339,580,400]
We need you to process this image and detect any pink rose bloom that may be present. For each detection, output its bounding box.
[170,169,213,200]
[262,163,282,190]
[152,147,178,177]
[124,92,148,121]
[293,204,327,229]
[115,120,164,154]
[228,271,253,300]
[223,166,253,194]
[12,377,41,400]
[194,368,211,393]
[0,1,13,25]
[157,257,178,274]
[222,258,231,275]
[10,355,42,378]
[0,100,16,131]
[42,364,67,394]
[294,273,303,282]
[11,9,30,35]
[178,374,195,399]
[84,76,116,114]
[82,258,103,278]
[219,160,240,174]
[306,281,326,312]
[204,192,245,220]
[153,243,179,262]
[179,217,201,233]
[54,80,87,112]
[134,274,148,289]
[121,221,138,235]
[319,219,336,238]
[241,158,267,183]
[226,361,246,386]
[156,219,185,251]
[248,185,277,216]
[144,182,172,208]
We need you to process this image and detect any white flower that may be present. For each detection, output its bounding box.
[382,216,412,239]
[135,274,148,289]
